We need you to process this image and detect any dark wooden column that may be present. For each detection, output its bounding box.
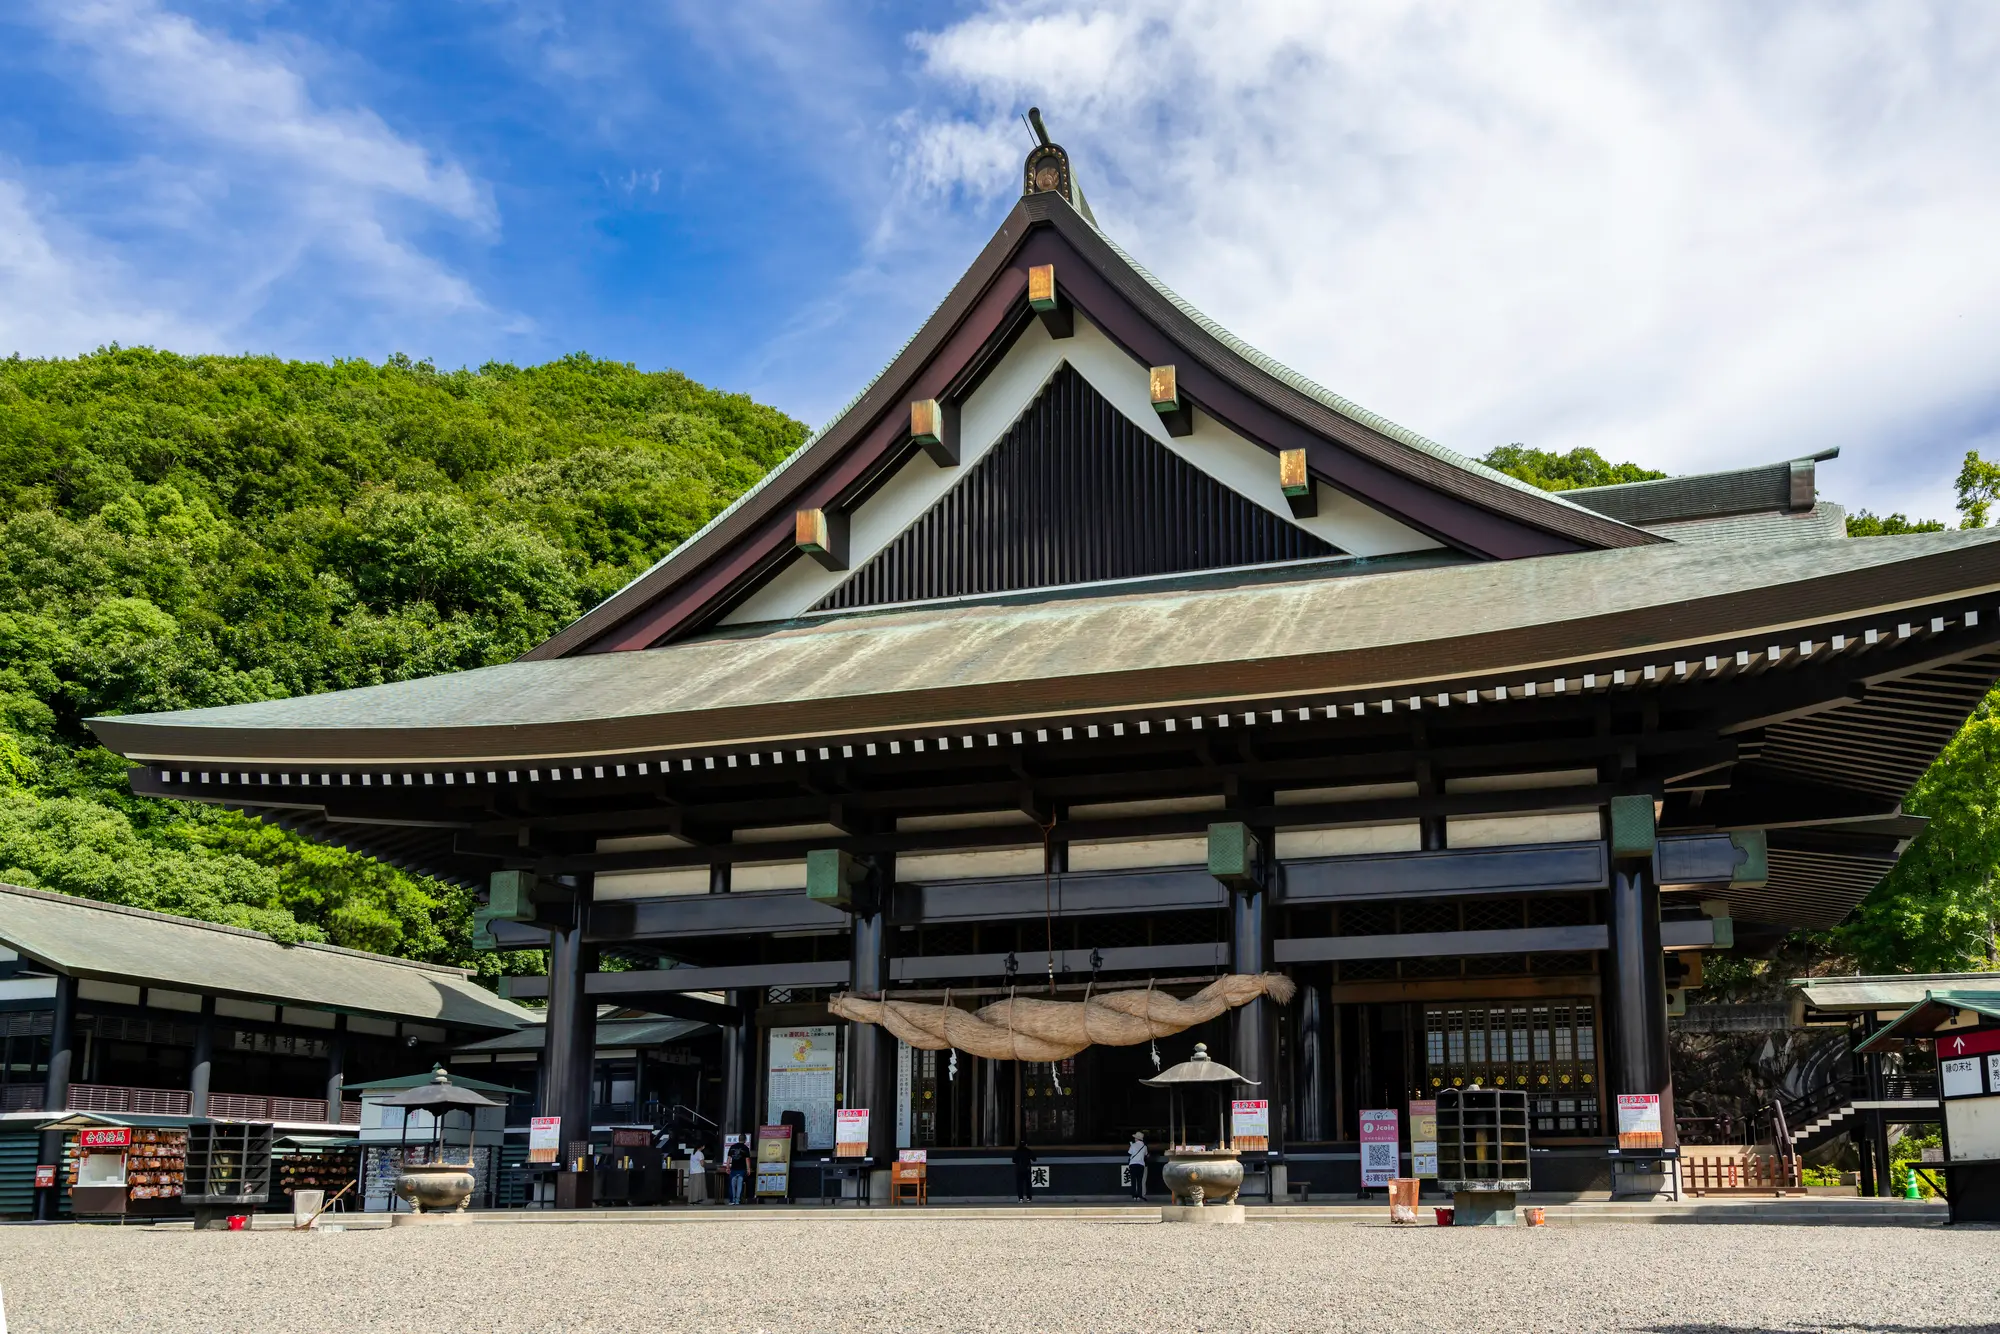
[848,856,893,1165]
[1605,796,1674,1195]
[720,990,757,1139]
[189,993,215,1116]
[1210,819,1272,1146]
[34,973,77,1220]
[543,875,597,1202]
[712,860,759,1143]
[324,1013,347,1124]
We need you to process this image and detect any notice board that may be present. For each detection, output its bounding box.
[767,1025,837,1149]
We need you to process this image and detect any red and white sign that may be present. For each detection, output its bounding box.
[835,1108,870,1158]
[34,1164,56,1189]
[77,1127,132,1150]
[1231,1099,1270,1153]
[526,1116,562,1164]
[1936,1029,2000,1060]
[1617,1094,1663,1150]
[1359,1109,1400,1188]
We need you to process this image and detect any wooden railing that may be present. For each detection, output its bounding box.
[12,1083,361,1124]
[1681,1150,1803,1196]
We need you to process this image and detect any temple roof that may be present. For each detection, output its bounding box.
[91,525,2000,766]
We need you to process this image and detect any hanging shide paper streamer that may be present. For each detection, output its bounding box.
[828,973,1295,1062]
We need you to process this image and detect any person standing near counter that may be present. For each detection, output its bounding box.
[1012,1139,1037,1202]
[726,1137,752,1205]
[1126,1131,1149,1201]
[686,1143,708,1204]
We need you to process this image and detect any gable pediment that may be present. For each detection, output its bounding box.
[817,363,1336,611]
[530,194,1655,657]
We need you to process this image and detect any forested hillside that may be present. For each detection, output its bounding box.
[0,347,807,972]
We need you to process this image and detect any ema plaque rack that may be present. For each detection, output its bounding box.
[1436,1087,1531,1225]
[185,1121,275,1226]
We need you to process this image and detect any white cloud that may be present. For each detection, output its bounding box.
[898,0,2000,521]
[4,0,493,356]
[0,176,214,354]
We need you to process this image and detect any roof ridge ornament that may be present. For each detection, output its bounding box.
[1022,107,1096,224]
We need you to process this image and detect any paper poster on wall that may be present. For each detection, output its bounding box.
[1407,1099,1438,1178]
[1616,1094,1663,1150]
[1231,1099,1270,1152]
[1359,1109,1400,1188]
[527,1116,562,1165]
[835,1108,871,1158]
[767,1025,838,1149]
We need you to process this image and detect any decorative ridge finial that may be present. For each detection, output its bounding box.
[1020,108,1095,224]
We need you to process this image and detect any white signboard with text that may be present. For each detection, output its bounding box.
[767,1025,838,1149]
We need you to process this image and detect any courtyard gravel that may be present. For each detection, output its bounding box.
[0,1217,1992,1334]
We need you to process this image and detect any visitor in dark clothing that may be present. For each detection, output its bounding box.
[726,1138,753,1204]
[1012,1139,1036,1202]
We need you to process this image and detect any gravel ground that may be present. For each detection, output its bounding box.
[0,1218,1993,1334]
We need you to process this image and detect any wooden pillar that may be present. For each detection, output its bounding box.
[847,856,893,1166]
[1606,856,1674,1196]
[543,876,596,1203]
[34,973,77,1220]
[721,990,757,1140]
[325,1013,347,1124]
[189,993,215,1116]
[1297,984,1325,1141]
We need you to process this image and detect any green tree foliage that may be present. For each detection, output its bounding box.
[0,347,807,972]
[1846,511,1946,537]
[1480,444,1666,491]
[1837,685,2000,972]
[1957,450,2000,529]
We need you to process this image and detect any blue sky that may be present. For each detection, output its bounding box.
[4,1,1999,523]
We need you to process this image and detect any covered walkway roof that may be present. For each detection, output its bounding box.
[0,883,533,1033]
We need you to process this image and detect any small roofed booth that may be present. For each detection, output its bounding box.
[82,116,2000,1203]
[1856,990,2000,1223]
[0,883,534,1218]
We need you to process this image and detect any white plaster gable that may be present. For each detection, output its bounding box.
[722,314,1439,626]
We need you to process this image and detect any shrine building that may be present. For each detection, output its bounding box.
[89,124,2000,1200]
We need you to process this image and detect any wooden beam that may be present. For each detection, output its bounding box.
[1283,841,1609,904]
[1326,974,1600,1005]
[1279,447,1317,518]
[1277,924,1608,963]
[910,398,959,466]
[1026,262,1072,339]
[891,942,1225,982]
[919,868,1222,923]
[1149,365,1192,437]
[794,508,848,571]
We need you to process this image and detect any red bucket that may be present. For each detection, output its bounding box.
[227,1215,248,1231]
[1434,1206,1455,1226]
[1522,1206,1546,1227]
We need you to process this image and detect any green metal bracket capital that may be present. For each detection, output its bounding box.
[1609,795,1657,862]
[1207,821,1267,893]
